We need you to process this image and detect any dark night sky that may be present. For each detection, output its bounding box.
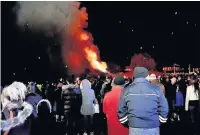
[1,1,200,85]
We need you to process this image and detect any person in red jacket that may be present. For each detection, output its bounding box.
[103,74,128,135]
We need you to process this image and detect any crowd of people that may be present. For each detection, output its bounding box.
[1,67,200,135]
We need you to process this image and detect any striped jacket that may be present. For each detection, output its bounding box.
[117,78,169,128]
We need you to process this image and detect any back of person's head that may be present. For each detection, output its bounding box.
[80,74,87,81]
[190,75,199,93]
[171,77,177,85]
[1,81,27,111]
[112,74,125,87]
[80,79,91,90]
[67,76,75,84]
[134,67,149,79]
[37,99,52,118]
[178,75,182,81]
[189,75,197,85]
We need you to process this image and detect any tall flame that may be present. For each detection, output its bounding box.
[62,2,108,74]
[85,47,107,73]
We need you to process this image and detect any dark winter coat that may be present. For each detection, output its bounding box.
[54,86,64,115]
[33,100,55,135]
[61,84,77,115]
[177,79,187,98]
[100,81,112,102]
[165,83,176,107]
[95,80,104,97]
[74,87,82,114]
[26,93,42,118]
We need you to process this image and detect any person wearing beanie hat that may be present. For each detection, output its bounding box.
[112,74,126,86]
[103,74,128,135]
[134,67,149,78]
[118,67,168,135]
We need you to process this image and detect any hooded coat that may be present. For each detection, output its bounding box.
[80,79,96,115]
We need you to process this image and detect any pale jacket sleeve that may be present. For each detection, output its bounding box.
[185,87,190,111]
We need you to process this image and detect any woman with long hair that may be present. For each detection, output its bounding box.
[185,75,199,134]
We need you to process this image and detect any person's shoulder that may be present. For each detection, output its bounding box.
[123,83,136,94]
[187,85,193,88]
[148,83,163,95]
[158,82,165,87]
[148,82,160,89]
[104,90,112,97]
[187,85,193,90]
[125,82,136,89]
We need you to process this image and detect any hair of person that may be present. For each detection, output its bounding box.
[67,76,75,84]
[36,99,52,113]
[192,75,200,94]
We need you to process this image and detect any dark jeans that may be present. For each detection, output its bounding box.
[189,100,199,123]
[83,115,94,133]
[74,113,82,134]
[168,100,175,121]
[64,112,82,134]
[189,100,199,134]
[65,113,75,134]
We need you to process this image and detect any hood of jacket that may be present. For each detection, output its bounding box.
[80,79,91,90]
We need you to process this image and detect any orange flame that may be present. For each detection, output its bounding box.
[62,3,108,74]
[80,33,89,41]
[85,47,107,73]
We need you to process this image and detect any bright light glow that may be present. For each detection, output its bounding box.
[84,47,107,73]
[80,33,89,41]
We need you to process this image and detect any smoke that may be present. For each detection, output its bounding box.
[14,1,79,36]
[14,1,106,75]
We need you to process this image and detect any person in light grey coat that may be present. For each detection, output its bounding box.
[80,79,97,135]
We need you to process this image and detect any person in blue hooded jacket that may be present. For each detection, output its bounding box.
[118,67,168,135]
[26,82,42,118]
[174,84,184,122]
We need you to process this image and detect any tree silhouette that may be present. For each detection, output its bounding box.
[130,53,156,70]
